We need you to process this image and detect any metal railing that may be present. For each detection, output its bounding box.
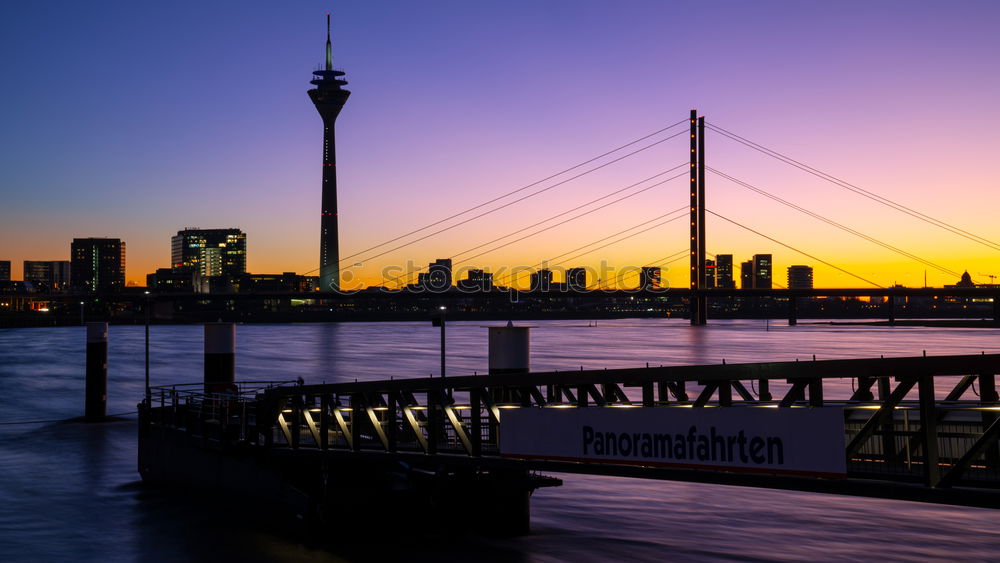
[140,353,1000,490]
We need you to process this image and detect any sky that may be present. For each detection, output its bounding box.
[2,0,999,289]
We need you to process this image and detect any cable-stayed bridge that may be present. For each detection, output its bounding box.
[310,109,997,325]
[11,110,998,327]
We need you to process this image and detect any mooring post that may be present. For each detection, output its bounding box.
[144,291,150,402]
[85,322,108,421]
[204,322,236,395]
[488,322,530,375]
[488,321,530,404]
[788,297,797,326]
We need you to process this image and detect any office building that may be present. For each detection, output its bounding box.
[171,228,246,277]
[0,261,9,281]
[715,254,735,289]
[309,15,351,292]
[704,259,716,289]
[530,269,553,292]
[71,238,126,292]
[787,265,814,289]
[740,260,753,289]
[146,267,196,293]
[639,267,661,290]
[566,267,588,292]
[420,259,452,291]
[239,272,312,293]
[23,261,71,289]
[753,254,772,289]
[458,269,493,292]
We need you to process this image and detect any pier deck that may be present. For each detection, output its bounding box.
[139,353,1000,533]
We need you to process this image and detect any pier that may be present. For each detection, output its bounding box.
[138,352,1000,534]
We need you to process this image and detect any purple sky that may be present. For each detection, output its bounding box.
[2,1,999,288]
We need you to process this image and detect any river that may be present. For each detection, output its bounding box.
[1,319,998,561]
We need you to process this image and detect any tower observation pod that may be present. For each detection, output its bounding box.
[308,14,351,292]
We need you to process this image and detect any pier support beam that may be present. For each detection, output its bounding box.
[918,375,940,487]
[980,374,999,469]
[85,322,108,421]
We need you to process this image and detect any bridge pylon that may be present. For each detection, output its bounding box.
[690,110,707,325]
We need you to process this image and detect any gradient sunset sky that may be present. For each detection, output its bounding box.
[2,1,999,289]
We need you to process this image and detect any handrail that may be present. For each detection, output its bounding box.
[259,353,1000,397]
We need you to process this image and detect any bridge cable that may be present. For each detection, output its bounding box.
[492,212,688,288]
[450,165,689,265]
[380,170,690,287]
[333,120,690,273]
[495,213,690,289]
[705,122,1000,252]
[606,249,690,289]
[706,209,883,288]
[708,167,963,279]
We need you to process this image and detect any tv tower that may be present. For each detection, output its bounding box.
[308,14,350,291]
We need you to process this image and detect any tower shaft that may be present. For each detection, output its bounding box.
[309,16,350,292]
[319,117,341,291]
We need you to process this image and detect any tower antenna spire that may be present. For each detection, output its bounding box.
[309,13,350,292]
[325,13,332,71]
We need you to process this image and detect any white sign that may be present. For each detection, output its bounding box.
[500,407,846,478]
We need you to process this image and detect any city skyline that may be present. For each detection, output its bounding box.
[3,2,1000,289]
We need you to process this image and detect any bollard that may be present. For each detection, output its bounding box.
[205,322,237,395]
[488,321,530,375]
[85,322,108,421]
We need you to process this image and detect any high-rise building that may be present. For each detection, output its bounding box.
[530,269,553,292]
[787,265,814,289]
[740,260,753,289]
[23,261,71,289]
[0,261,9,281]
[308,15,351,292]
[639,267,661,290]
[715,254,735,289]
[753,254,772,289]
[423,259,452,291]
[171,228,247,277]
[704,259,716,289]
[458,269,493,292]
[566,267,588,292]
[71,238,125,292]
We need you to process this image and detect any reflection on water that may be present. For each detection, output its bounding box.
[1,319,1000,561]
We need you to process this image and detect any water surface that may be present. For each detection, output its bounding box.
[1,319,998,561]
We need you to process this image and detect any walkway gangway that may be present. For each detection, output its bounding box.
[140,352,1000,514]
